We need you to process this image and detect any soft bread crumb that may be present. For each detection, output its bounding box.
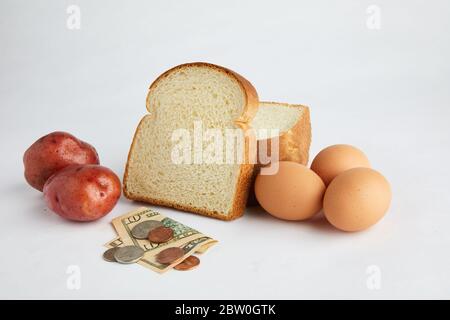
[252,103,303,139]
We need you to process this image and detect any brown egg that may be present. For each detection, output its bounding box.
[255,161,325,220]
[323,167,391,232]
[311,144,370,186]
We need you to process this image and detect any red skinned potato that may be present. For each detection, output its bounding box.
[43,165,121,222]
[24,131,100,191]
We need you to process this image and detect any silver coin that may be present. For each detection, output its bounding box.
[131,220,163,239]
[113,245,144,264]
[103,247,119,262]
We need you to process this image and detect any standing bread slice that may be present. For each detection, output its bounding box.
[123,63,259,220]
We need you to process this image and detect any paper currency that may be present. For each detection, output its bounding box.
[104,207,217,273]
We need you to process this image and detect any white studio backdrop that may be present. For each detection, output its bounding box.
[0,0,449,299]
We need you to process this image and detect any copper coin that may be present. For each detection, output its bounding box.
[148,226,174,243]
[156,247,184,264]
[174,256,200,271]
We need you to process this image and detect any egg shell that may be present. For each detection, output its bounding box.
[323,167,391,232]
[311,144,370,186]
[255,161,325,221]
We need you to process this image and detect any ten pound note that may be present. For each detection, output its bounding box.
[104,207,217,273]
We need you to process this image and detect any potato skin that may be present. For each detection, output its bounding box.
[23,131,100,191]
[43,165,121,221]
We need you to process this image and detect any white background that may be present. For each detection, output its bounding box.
[1,0,449,299]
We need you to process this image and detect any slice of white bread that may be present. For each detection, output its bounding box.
[247,102,311,206]
[123,63,259,220]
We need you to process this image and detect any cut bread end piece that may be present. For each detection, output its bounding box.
[247,101,312,206]
[252,101,311,164]
[123,63,259,220]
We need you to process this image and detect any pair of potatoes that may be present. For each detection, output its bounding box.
[23,132,121,221]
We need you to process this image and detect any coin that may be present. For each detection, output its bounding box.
[174,256,200,271]
[103,247,119,262]
[155,247,184,264]
[131,220,163,239]
[148,226,174,243]
[113,245,144,264]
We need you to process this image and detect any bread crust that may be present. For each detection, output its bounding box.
[123,62,259,221]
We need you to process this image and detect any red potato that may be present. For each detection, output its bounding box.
[43,165,121,221]
[23,131,100,191]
